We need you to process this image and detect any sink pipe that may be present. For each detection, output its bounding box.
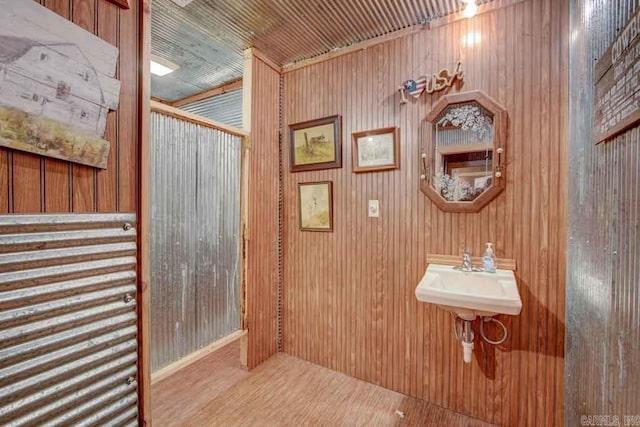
[453,314,508,363]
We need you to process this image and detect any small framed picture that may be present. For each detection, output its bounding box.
[289,116,342,172]
[351,127,400,173]
[298,181,333,232]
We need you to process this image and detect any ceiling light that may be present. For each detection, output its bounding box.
[464,1,478,18]
[150,55,179,77]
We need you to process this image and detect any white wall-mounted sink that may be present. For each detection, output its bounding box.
[415,264,522,320]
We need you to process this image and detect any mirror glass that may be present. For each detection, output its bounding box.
[430,102,495,202]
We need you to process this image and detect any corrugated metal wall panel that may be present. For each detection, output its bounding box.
[0,213,138,427]
[567,0,640,424]
[180,89,243,129]
[150,112,242,372]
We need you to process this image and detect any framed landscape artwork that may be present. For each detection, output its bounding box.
[289,115,342,172]
[298,181,333,232]
[351,127,400,173]
[0,0,121,169]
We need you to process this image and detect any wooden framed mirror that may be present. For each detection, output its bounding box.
[420,90,508,213]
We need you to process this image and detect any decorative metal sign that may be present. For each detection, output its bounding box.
[399,62,464,104]
[594,5,640,144]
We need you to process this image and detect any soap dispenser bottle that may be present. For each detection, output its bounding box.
[482,242,497,273]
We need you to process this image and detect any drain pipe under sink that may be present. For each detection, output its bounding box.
[461,320,474,363]
[453,314,508,363]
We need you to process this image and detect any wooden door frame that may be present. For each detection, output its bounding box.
[137,4,251,421]
[138,0,151,425]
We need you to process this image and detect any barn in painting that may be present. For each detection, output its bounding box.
[0,35,116,136]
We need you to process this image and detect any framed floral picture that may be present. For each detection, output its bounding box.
[289,116,342,172]
[351,127,400,173]
[298,181,333,232]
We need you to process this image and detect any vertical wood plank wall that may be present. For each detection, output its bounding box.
[247,55,281,368]
[0,0,139,214]
[282,1,568,426]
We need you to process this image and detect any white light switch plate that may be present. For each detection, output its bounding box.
[368,200,380,217]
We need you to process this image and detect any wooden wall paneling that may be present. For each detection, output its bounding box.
[556,0,568,422]
[501,5,517,426]
[71,0,97,212]
[117,0,138,212]
[246,52,280,368]
[10,0,45,213]
[11,153,42,212]
[442,18,454,414]
[475,8,487,422]
[42,0,72,213]
[483,6,497,420]
[281,1,567,425]
[538,0,551,424]
[97,0,119,211]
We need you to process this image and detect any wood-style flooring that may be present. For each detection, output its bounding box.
[151,342,495,426]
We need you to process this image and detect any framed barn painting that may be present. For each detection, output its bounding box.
[298,181,333,232]
[351,127,400,173]
[0,0,121,169]
[289,115,342,172]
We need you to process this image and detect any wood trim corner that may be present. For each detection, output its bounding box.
[242,49,253,133]
[239,134,250,367]
[150,100,249,137]
[171,78,243,108]
[138,0,152,425]
[240,331,248,368]
[251,47,282,73]
[240,49,252,368]
[151,96,172,105]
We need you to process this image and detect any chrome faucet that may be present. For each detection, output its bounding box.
[461,250,473,272]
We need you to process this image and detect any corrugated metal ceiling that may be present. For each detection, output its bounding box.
[151,0,493,102]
